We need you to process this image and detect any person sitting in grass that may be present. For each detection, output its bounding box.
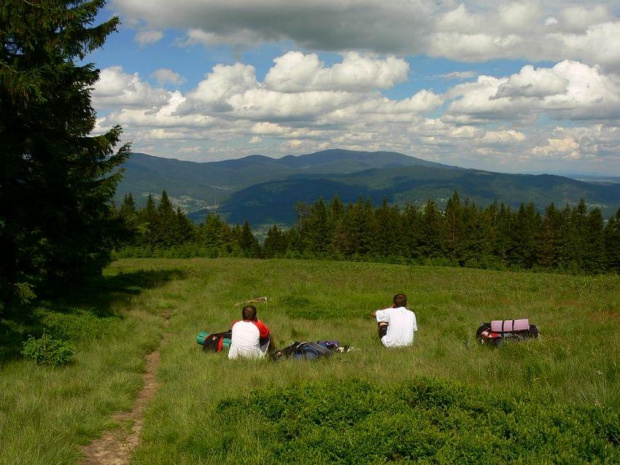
[228,305,272,359]
[372,293,417,348]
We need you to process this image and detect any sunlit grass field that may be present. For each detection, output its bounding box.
[1,258,620,464]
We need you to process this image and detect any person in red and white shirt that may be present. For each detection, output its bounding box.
[228,305,272,359]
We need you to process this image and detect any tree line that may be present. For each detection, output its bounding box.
[116,191,620,274]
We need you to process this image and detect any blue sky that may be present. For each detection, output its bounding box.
[90,1,620,175]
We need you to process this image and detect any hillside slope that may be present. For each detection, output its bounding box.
[116,150,620,226]
[220,165,620,225]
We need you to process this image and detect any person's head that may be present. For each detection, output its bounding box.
[393,293,407,308]
[242,305,257,321]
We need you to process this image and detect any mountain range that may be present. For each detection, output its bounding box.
[116,149,620,227]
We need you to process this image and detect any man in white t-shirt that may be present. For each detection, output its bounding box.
[228,305,272,360]
[372,293,417,348]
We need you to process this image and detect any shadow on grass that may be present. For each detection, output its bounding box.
[0,268,186,363]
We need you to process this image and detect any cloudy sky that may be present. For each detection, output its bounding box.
[91,0,620,175]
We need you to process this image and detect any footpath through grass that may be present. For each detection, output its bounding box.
[1,258,620,464]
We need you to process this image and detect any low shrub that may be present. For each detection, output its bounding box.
[21,331,75,366]
[38,308,119,342]
[186,378,620,464]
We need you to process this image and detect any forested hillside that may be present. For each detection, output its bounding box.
[115,191,620,274]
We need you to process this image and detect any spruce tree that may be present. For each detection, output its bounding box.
[418,200,444,259]
[263,225,287,258]
[117,194,139,245]
[508,203,542,269]
[328,196,347,257]
[306,198,331,257]
[342,197,365,257]
[140,194,158,247]
[604,208,620,273]
[555,203,577,271]
[155,190,176,246]
[0,0,129,300]
[200,212,224,252]
[173,207,194,245]
[570,199,589,271]
[359,198,377,256]
[239,221,260,258]
[444,191,465,262]
[583,208,606,273]
[489,202,513,266]
[538,203,560,269]
[401,203,423,259]
[463,202,491,266]
[374,198,401,259]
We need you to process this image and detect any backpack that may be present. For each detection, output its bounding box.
[200,330,232,352]
[274,340,339,361]
[476,319,540,347]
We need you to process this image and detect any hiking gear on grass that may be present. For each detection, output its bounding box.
[476,319,540,347]
[273,340,344,361]
[198,330,232,352]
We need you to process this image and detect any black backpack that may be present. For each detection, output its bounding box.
[202,330,232,352]
[274,341,338,361]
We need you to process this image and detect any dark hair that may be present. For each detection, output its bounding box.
[242,305,257,321]
[393,293,407,308]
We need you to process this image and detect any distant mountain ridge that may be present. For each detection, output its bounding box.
[116,149,620,226]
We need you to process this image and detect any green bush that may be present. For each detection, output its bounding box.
[37,308,119,341]
[21,332,75,366]
[186,378,620,464]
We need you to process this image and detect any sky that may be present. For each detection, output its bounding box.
[89,0,620,176]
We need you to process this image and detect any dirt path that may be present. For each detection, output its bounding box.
[80,313,171,465]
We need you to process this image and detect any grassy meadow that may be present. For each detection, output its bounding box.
[1,258,620,463]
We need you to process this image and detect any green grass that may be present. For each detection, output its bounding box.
[1,258,620,464]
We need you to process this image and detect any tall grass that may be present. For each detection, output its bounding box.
[123,258,619,463]
[1,258,619,463]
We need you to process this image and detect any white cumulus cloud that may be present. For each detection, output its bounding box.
[264,52,409,92]
[531,136,581,159]
[93,66,172,109]
[134,30,164,46]
[151,68,186,86]
[445,60,620,124]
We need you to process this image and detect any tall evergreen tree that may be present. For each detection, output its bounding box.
[583,207,606,273]
[492,202,513,265]
[305,198,331,257]
[538,203,560,269]
[172,207,194,245]
[374,198,402,259]
[117,193,140,245]
[139,194,158,247]
[401,203,423,259]
[219,222,237,255]
[342,197,365,256]
[418,200,445,258]
[263,225,287,258]
[463,202,492,265]
[604,207,620,273]
[328,196,347,257]
[155,190,177,246]
[508,203,542,269]
[0,0,130,300]
[554,203,577,271]
[359,198,377,256]
[118,193,137,219]
[239,221,261,258]
[199,212,224,251]
[570,199,589,271]
[444,191,465,262]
